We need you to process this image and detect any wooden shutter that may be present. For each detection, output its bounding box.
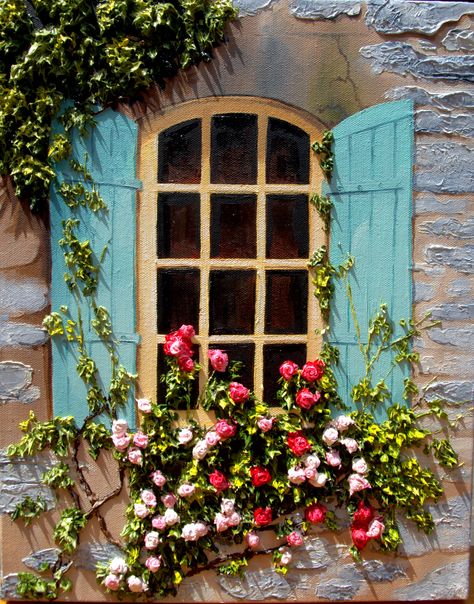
[51,108,140,426]
[325,100,413,420]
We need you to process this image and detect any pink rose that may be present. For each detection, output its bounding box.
[303,454,320,469]
[177,483,196,498]
[161,492,177,508]
[246,531,260,549]
[178,356,194,372]
[182,523,201,541]
[208,349,229,372]
[127,576,147,593]
[133,431,149,449]
[286,531,304,547]
[144,531,160,549]
[214,512,230,532]
[112,433,131,451]
[288,466,306,484]
[228,511,241,527]
[301,360,325,382]
[304,466,317,480]
[229,382,250,403]
[352,458,368,475]
[309,472,327,488]
[348,473,372,497]
[104,574,120,590]
[205,431,221,447]
[209,470,230,491]
[168,338,191,358]
[177,324,195,339]
[164,508,180,526]
[334,415,354,432]
[134,503,149,519]
[215,419,237,440]
[341,438,359,454]
[128,447,142,465]
[152,515,167,530]
[192,440,209,460]
[145,556,162,573]
[112,419,128,436]
[221,499,235,516]
[296,388,320,410]
[367,517,385,539]
[279,360,299,381]
[150,470,167,488]
[325,449,341,467]
[322,427,339,446]
[195,522,208,538]
[279,547,292,565]
[109,557,127,575]
[136,398,152,413]
[141,489,157,507]
[178,428,194,445]
[257,417,275,432]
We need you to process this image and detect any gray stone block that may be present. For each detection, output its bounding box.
[0,361,40,404]
[416,143,474,194]
[22,548,62,571]
[234,0,276,16]
[218,569,294,600]
[442,28,474,51]
[447,278,471,298]
[413,282,435,303]
[427,327,474,348]
[0,318,48,348]
[290,0,361,19]
[0,276,49,316]
[429,303,474,321]
[316,564,364,600]
[74,542,124,571]
[425,380,474,402]
[0,574,20,599]
[292,536,345,569]
[425,244,474,273]
[387,86,474,111]
[394,561,469,599]
[419,218,474,240]
[415,111,474,138]
[415,195,467,216]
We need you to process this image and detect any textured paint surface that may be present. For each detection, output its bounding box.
[419,355,473,377]
[22,549,61,571]
[387,86,474,111]
[0,361,40,404]
[0,318,48,347]
[415,110,474,138]
[292,536,345,569]
[74,543,123,570]
[413,282,435,303]
[416,143,474,194]
[360,42,474,82]
[0,574,19,599]
[425,381,474,403]
[361,559,407,582]
[414,195,467,216]
[419,218,474,240]
[290,0,360,20]
[234,0,276,16]
[218,569,294,600]
[442,28,474,51]
[394,561,469,599]
[0,276,48,315]
[429,303,474,322]
[315,564,364,600]
[425,244,474,273]
[365,0,474,35]
[447,278,471,298]
[427,327,474,348]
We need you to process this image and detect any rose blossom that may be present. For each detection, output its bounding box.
[340,438,359,454]
[127,576,147,593]
[279,547,292,565]
[150,470,167,488]
[161,492,177,508]
[168,338,192,358]
[164,508,180,526]
[178,428,193,445]
[144,531,160,549]
[195,522,208,538]
[334,415,355,432]
[304,466,317,480]
[287,531,304,547]
[104,574,120,590]
[112,434,131,451]
[296,388,320,410]
[325,449,342,467]
[214,513,229,532]
[287,431,312,456]
[209,470,230,491]
[128,447,142,465]
[353,501,374,527]
[215,419,237,440]
[288,466,306,485]
[205,431,221,447]
[246,531,260,549]
[182,522,206,541]
[351,527,370,551]
[145,556,162,573]
[279,360,299,381]
[152,515,167,530]
[136,398,152,413]
[141,489,157,507]
[134,503,149,519]
[367,517,385,539]
[322,427,339,446]
[109,557,127,575]
[352,458,368,475]
[112,419,128,436]
[192,440,209,460]
[257,417,275,432]
[254,507,272,526]
[177,324,195,340]
[221,499,235,516]
[133,431,149,449]
[229,382,250,403]
[301,359,325,382]
[177,483,196,498]
[309,472,327,488]
[178,356,194,372]
[250,466,272,487]
[228,511,241,527]
[348,473,372,497]
[303,454,321,469]
[208,349,229,372]
[305,503,327,524]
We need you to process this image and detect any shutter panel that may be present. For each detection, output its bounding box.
[51,108,141,426]
[324,100,413,420]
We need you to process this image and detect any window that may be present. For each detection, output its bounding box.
[137,98,326,411]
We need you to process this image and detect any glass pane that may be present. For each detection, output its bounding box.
[263,344,307,405]
[158,193,200,258]
[158,119,201,183]
[158,344,199,408]
[211,194,256,258]
[157,269,200,334]
[209,343,255,390]
[266,118,310,184]
[265,271,308,334]
[211,114,257,184]
[266,194,309,259]
[209,270,256,335]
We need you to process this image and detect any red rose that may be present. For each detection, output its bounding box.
[352,501,374,529]
[301,360,325,382]
[287,431,311,456]
[209,470,230,491]
[351,527,370,551]
[279,360,299,381]
[250,466,272,487]
[295,388,321,410]
[229,382,250,403]
[215,419,237,440]
[177,324,195,340]
[208,349,228,372]
[178,356,194,372]
[254,507,272,526]
[305,503,327,524]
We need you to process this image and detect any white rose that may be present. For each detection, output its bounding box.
[322,427,338,446]
[164,507,180,526]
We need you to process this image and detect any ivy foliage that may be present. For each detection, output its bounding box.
[0,0,237,209]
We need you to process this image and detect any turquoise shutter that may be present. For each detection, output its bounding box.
[51,109,140,426]
[325,100,413,420]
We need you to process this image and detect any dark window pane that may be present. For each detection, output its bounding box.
[265,271,308,334]
[209,270,256,335]
[211,194,256,258]
[158,119,201,183]
[157,269,200,334]
[209,343,255,390]
[266,118,309,184]
[158,344,199,408]
[158,193,200,258]
[263,344,307,406]
[211,114,257,184]
[266,194,309,259]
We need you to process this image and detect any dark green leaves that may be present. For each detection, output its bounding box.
[10,495,48,526]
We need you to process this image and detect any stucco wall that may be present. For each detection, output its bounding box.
[1,0,473,601]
